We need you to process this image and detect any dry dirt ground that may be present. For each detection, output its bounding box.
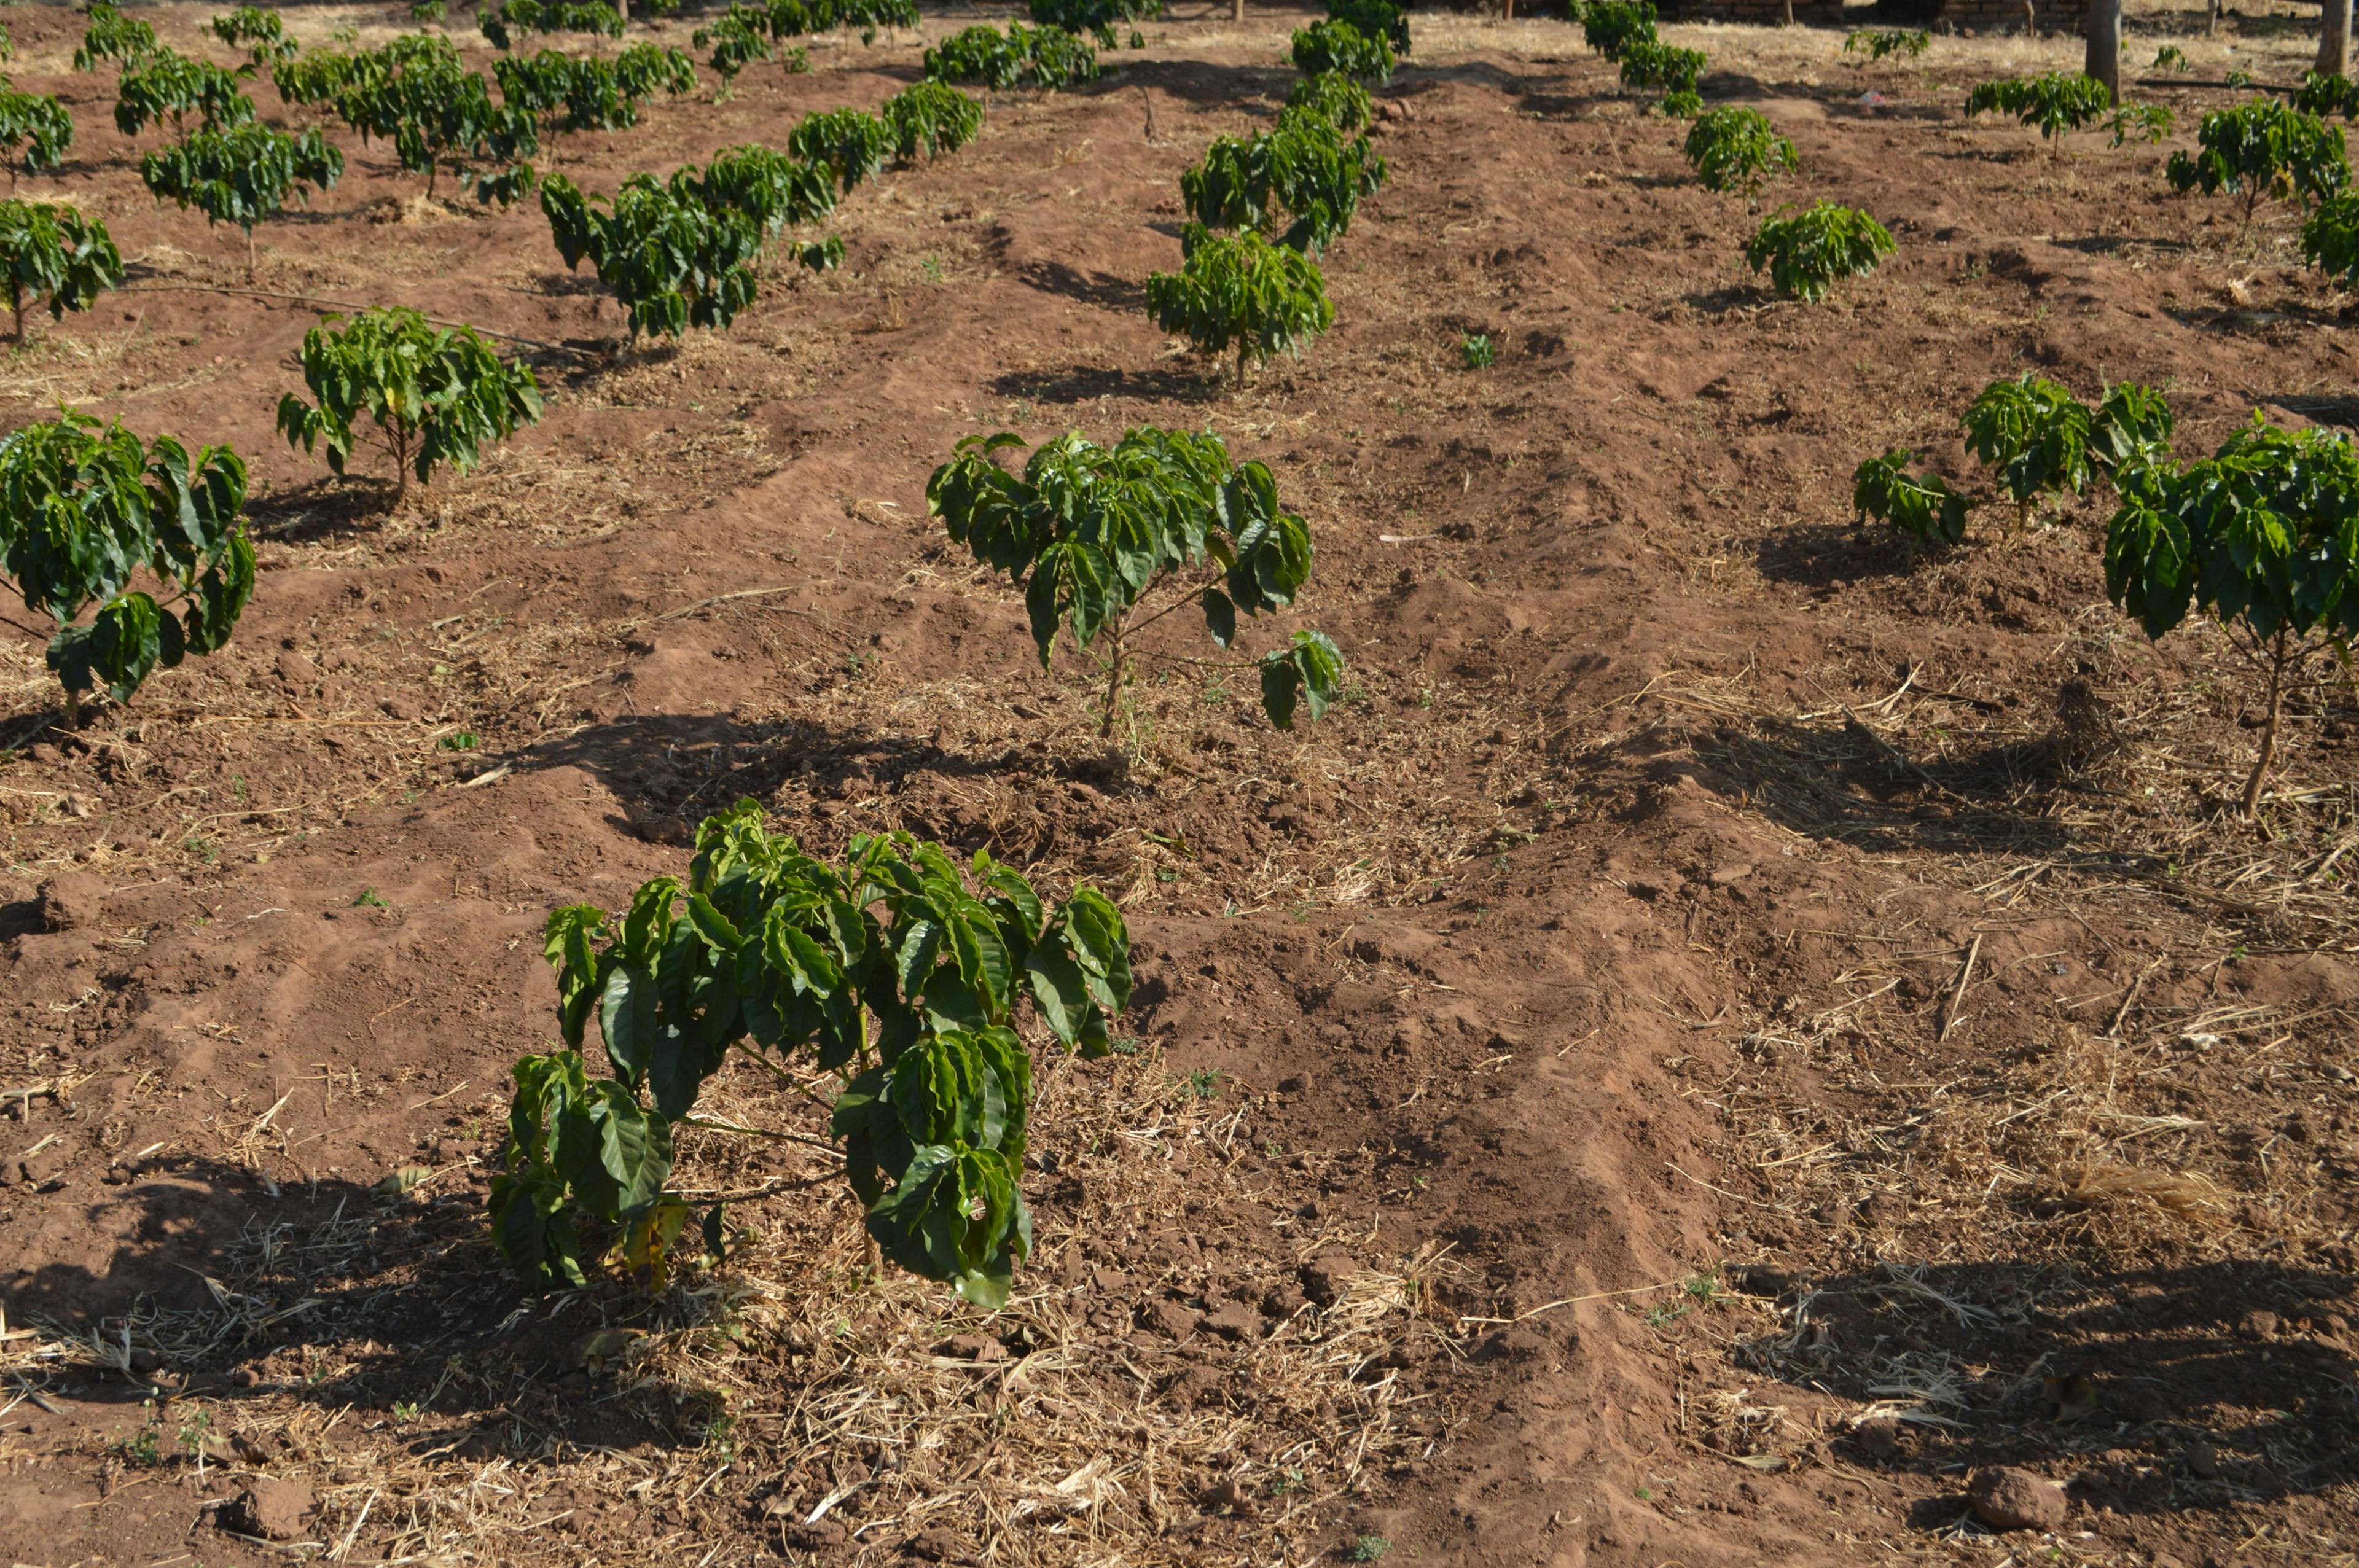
[2,1,2358,1564]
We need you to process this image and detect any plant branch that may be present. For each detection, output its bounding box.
[1122,568,1231,642]
[729,1038,837,1113]
[673,1170,837,1201]
[680,1114,844,1157]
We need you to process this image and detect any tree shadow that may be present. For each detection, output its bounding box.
[5,1156,729,1462]
[987,362,1216,405]
[1735,1257,2359,1515]
[245,474,399,540]
[1676,714,2076,858]
[1108,57,1300,109]
[1019,257,1146,311]
[511,711,1132,849]
[2167,301,2347,335]
[1755,518,1933,590]
[1680,282,1775,314]
[2049,233,2202,258]
[2268,392,2359,431]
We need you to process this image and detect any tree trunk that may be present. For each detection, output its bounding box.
[2324,0,2353,79]
[1782,0,1794,24]
[2208,0,2221,36]
[2242,634,2290,817]
[246,226,257,282]
[391,425,412,508]
[1099,626,1125,737]
[2086,0,2122,102]
[617,0,630,26]
[1232,0,1243,21]
[9,283,22,345]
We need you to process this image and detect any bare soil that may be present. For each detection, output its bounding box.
[2,3,2357,1566]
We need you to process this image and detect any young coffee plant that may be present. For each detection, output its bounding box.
[1461,332,1493,369]
[2153,43,2191,71]
[0,92,73,186]
[0,410,252,709]
[494,802,1130,1304]
[789,106,894,193]
[1743,201,1892,302]
[140,122,343,278]
[1290,20,1391,85]
[1657,88,1704,119]
[495,46,692,155]
[670,145,840,273]
[2104,415,2359,816]
[1327,0,1408,53]
[2167,99,2350,227]
[1964,72,2113,153]
[115,51,256,139]
[1286,69,1372,134]
[692,4,772,97]
[276,305,542,507]
[2302,189,2359,286]
[210,7,297,68]
[338,40,538,200]
[923,23,1095,90]
[2108,102,2174,146]
[1844,27,1928,64]
[1852,451,1970,545]
[768,0,921,41]
[927,426,1345,734]
[1147,228,1335,385]
[541,172,761,340]
[1962,374,2097,530]
[272,45,362,111]
[1856,376,2172,542]
[1028,0,1163,49]
[75,4,157,72]
[0,199,123,344]
[1620,39,1704,96]
[478,0,624,53]
[1019,23,1099,89]
[924,25,1023,88]
[880,81,984,164]
[1581,0,1656,63]
[1683,104,1798,198]
[2296,70,2359,119]
[617,41,697,101]
[1181,111,1386,256]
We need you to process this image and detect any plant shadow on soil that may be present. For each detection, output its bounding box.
[1738,1258,2359,1518]
[245,475,403,541]
[513,711,1135,852]
[1684,715,2077,857]
[1754,519,1930,590]
[7,1156,724,1455]
[1113,57,1300,109]
[2266,392,2359,431]
[1017,256,1149,311]
[987,361,1216,404]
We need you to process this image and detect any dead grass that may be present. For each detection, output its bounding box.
[2,1049,1448,1566]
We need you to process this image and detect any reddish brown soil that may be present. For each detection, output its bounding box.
[4,4,2358,1566]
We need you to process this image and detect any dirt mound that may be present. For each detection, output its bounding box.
[4,7,2357,1567]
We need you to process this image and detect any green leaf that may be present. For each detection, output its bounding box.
[1202,585,1237,647]
[599,961,658,1087]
